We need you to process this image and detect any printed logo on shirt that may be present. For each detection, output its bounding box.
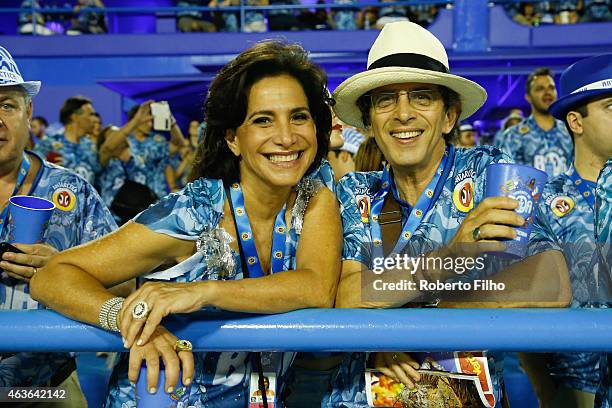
[534,150,566,177]
[52,187,77,212]
[357,195,371,223]
[453,170,475,213]
[550,195,574,217]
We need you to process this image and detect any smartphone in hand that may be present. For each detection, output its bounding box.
[150,101,172,132]
[0,242,24,282]
[0,242,23,259]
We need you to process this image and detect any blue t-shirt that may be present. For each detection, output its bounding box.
[498,115,574,178]
[128,133,171,199]
[595,159,612,408]
[105,161,332,407]
[540,167,602,392]
[309,159,336,194]
[325,145,559,408]
[34,133,101,186]
[0,151,116,387]
[98,155,149,212]
[333,0,359,30]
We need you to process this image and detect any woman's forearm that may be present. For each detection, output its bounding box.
[30,223,191,328]
[200,267,337,313]
[30,262,118,327]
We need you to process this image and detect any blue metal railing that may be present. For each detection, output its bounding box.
[2,308,612,352]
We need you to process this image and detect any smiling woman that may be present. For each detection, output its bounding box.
[30,41,342,407]
[225,74,319,190]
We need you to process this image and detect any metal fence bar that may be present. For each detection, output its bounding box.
[1,308,612,352]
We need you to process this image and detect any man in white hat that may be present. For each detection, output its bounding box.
[520,53,612,408]
[498,67,573,179]
[327,21,570,407]
[0,46,117,405]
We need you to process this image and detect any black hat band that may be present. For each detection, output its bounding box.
[368,53,449,74]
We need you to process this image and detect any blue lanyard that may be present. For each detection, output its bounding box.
[370,145,453,260]
[0,153,31,233]
[229,182,287,278]
[567,164,595,211]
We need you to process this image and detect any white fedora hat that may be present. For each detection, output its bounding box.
[0,46,41,97]
[333,21,487,128]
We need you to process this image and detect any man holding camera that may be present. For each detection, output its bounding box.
[0,46,116,406]
[100,100,186,200]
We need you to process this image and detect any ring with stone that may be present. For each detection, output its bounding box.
[175,339,193,352]
[472,226,482,241]
[131,300,149,320]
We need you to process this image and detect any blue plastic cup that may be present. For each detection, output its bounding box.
[7,195,55,244]
[136,361,190,407]
[485,163,548,258]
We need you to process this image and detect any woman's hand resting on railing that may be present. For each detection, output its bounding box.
[372,352,421,389]
[120,281,207,348]
[128,325,194,394]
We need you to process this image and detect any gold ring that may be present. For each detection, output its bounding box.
[175,339,193,352]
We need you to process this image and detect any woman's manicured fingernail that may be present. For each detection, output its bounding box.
[149,387,156,394]
[184,378,191,385]
[136,339,143,346]
[167,386,174,393]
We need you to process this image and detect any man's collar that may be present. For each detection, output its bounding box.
[388,170,412,209]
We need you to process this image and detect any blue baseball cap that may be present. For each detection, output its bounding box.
[0,46,41,97]
[549,53,612,119]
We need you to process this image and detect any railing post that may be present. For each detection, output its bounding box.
[452,0,489,52]
[240,0,246,32]
[31,1,37,36]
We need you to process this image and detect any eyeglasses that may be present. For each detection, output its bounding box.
[370,89,442,113]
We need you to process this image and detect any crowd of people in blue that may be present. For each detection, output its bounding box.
[0,14,611,408]
[14,0,612,35]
